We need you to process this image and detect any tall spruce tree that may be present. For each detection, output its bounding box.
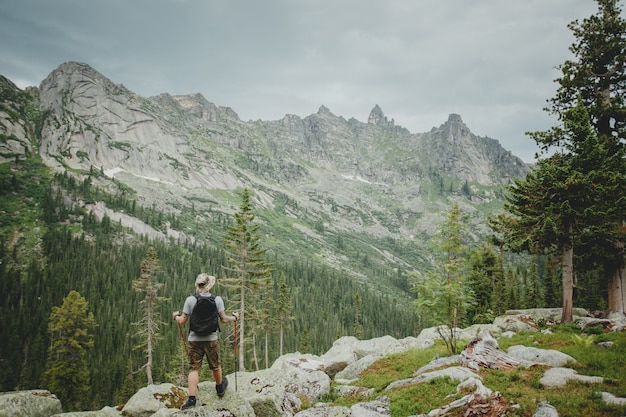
[467,243,502,323]
[44,290,96,411]
[499,99,620,321]
[531,0,626,314]
[353,293,363,339]
[222,188,271,371]
[276,272,294,357]
[132,246,168,385]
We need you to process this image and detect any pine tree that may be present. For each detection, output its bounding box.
[132,246,169,385]
[299,329,311,354]
[222,188,272,371]
[502,98,623,321]
[409,204,476,354]
[276,272,293,357]
[44,290,96,411]
[353,293,363,339]
[467,243,501,323]
[531,0,626,314]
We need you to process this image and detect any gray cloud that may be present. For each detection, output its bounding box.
[0,0,608,162]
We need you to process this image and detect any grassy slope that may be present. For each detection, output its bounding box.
[325,324,626,417]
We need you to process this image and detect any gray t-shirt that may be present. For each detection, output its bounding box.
[183,293,225,342]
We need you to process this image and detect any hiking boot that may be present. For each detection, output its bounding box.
[216,376,228,397]
[181,396,196,410]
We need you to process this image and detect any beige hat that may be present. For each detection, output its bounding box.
[195,273,215,293]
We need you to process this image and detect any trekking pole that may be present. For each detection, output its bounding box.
[233,316,238,392]
[178,321,188,355]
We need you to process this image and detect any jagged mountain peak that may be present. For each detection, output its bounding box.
[316,105,336,117]
[432,113,471,139]
[368,104,392,127]
[446,113,465,125]
[41,61,127,96]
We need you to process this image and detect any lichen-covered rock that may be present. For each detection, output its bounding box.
[334,354,378,383]
[532,400,559,417]
[53,406,122,417]
[350,396,390,417]
[121,384,186,417]
[293,405,351,417]
[320,337,358,378]
[385,366,480,391]
[224,352,330,417]
[333,385,375,398]
[539,368,603,388]
[0,390,62,417]
[507,345,576,367]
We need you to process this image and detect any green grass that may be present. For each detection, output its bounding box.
[326,326,626,417]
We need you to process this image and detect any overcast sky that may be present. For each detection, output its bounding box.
[0,0,610,162]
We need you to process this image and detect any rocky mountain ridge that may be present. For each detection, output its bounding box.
[1,61,530,287]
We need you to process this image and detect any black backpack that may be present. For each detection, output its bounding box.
[189,294,219,335]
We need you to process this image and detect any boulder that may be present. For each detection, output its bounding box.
[532,400,559,417]
[53,406,122,417]
[505,308,588,322]
[539,367,603,388]
[320,335,424,380]
[600,392,626,406]
[121,384,186,417]
[414,326,462,348]
[333,385,375,398]
[506,345,576,367]
[493,314,538,333]
[334,354,378,383]
[0,390,63,417]
[413,325,501,351]
[385,366,480,391]
[413,355,462,375]
[349,396,390,417]
[227,352,331,417]
[352,336,404,359]
[457,324,502,340]
[576,314,626,332]
[320,337,358,378]
[185,381,256,417]
[270,353,331,403]
[293,405,351,416]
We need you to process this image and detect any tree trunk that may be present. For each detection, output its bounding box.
[607,242,625,315]
[608,263,626,315]
[238,299,245,372]
[252,332,259,371]
[264,332,269,369]
[146,310,154,385]
[279,321,284,357]
[561,227,574,323]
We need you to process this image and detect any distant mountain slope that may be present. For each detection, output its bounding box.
[1,61,530,292]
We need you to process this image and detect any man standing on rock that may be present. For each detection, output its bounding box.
[172,273,239,409]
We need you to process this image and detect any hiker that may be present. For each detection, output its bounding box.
[172,273,239,409]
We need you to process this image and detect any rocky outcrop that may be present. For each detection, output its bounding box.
[5,309,624,417]
[0,75,38,163]
[0,390,62,417]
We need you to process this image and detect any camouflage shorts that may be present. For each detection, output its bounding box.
[188,340,220,371]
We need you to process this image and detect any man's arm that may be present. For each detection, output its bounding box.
[219,311,239,323]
